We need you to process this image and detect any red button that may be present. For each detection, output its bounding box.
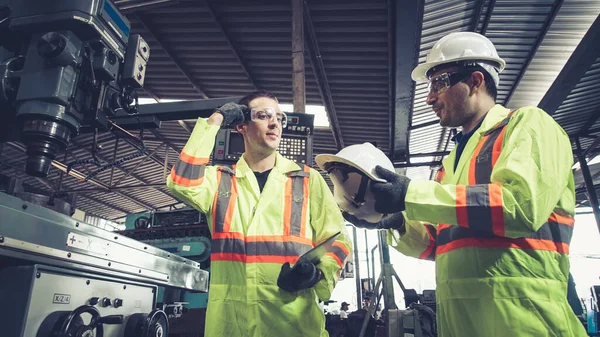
[217,150,224,154]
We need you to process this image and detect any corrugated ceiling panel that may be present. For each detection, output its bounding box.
[506,0,600,109]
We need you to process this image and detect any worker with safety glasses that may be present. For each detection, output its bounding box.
[167,89,351,337]
[338,32,586,336]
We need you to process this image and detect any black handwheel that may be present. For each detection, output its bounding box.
[57,305,104,337]
[141,309,169,337]
[125,310,169,337]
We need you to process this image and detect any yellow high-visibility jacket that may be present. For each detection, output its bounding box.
[389,105,587,336]
[167,118,352,337]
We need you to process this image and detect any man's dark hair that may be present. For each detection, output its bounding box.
[463,65,497,101]
[238,89,279,107]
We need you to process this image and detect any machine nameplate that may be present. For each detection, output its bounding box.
[66,232,108,256]
[52,293,71,304]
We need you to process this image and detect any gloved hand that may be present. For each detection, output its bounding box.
[342,211,406,233]
[277,262,322,292]
[370,166,411,214]
[214,102,247,127]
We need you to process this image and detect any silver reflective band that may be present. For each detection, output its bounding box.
[250,107,287,128]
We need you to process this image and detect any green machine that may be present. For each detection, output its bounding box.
[120,209,212,310]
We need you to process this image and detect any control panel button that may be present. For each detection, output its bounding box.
[101,297,112,307]
[89,297,99,305]
[114,298,123,308]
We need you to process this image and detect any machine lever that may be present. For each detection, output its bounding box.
[98,315,124,325]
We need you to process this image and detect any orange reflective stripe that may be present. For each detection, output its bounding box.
[469,134,488,185]
[211,169,223,233]
[283,177,293,236]
[456,185,469,228]
[435,168,446,183]
[211,254,301,264]
[325,241,350,267]
[549,212,574,226]
[436,237,569,256]
[419,224,437,261]
[491,127,506,167]
[490,183,505,236]
[211,235,313,263]
[179,151,210,165]
[244,235,314,245]
[223,175,238,233]
[437,212,573,256]
[211,232,314,246]
[213,167,235,233]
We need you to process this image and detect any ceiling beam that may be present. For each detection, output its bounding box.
[504,0,564,107]
[470,0,486,32]
[3,143,141,216]
[6,142,109,190]
[389,0,424,161]
[59,183,167,194]
[538,14,600,115]
[133,14,210,99]
[204,0,257,90]
[82,193,131,217]
[479,0,496,35]
[303,0,344,150]
[70,137,175,205]
[149,129,182,154]
[578,106,600,140]
[143,87,160,101]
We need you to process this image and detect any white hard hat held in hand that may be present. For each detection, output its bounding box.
[315,142,396,223]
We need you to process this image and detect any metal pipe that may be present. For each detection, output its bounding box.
[364,229,370,292]
[291,0,305,113]
[371,244,378,294]
[576,138,600,232]
[352,226,362,308]
[378,231,396,310]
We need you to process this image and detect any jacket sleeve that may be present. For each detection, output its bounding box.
[403,107,574,238]
[387,215,437,261]
[166,118,221,215]
[308,168,353,301]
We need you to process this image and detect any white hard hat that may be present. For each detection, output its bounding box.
[315,143,395,223]
[411,32,506,88]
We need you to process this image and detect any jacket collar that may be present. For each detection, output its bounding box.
[441,104,510,182]
[235,151,301,178]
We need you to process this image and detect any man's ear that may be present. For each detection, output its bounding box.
[469,71,485,95]
[235,123,247,135]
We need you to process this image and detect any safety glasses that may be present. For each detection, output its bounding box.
[427,70,473,96]
[250,107,288,128]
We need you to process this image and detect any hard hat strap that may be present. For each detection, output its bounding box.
[354,174,369,205]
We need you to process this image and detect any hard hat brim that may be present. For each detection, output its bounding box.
[315,154,386,183]
[411,56,506,82]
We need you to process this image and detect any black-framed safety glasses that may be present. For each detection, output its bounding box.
[427,70,473,96]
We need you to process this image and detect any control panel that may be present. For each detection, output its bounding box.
[213,112,314,165]
[1,264,156,337]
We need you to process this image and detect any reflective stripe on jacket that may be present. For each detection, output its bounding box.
[388,105,586,337]
[167,118,352,337]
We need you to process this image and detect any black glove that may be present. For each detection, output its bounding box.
[342,211,406,233]
[277,262,322,292]
[370,166,411,214]
[214,102,247,127]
